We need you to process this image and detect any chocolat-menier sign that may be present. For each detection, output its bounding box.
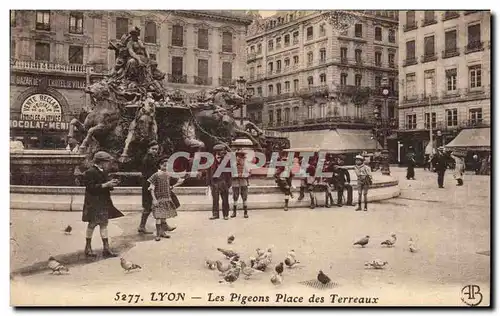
[10,93,70,130]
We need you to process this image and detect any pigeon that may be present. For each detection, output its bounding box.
[275,262,284,275]
[221,265,241,284]
[317,270,331,285]
[408,238,418,253]
[120,258,142,272]
[284,250,300,268]
[227,235,235,244]
[240,261,263,279]
[354,235,370,247]
[381,234,397,247]
[217,247,238,259]
[216,260,231,275]
[270,273,283,285]
[205,259,217,270]
[256,248,266,259]
[63,225,72,235]
[365,259,388,269]
[48,256,69,274]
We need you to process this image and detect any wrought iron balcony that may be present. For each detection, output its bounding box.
[442,48,460,58]
[388,62,396,68]
[443,11,460,21]
[11,59,93,74]
[219,77,234,86]
[168,74,187,84]
[403,23,417,32]
[403,57,418,67]
[421,18,437,27]
[465,41,484,54]
[194,76,212,86]
[421,53,438,63]
[222,45,233,53]
[340,57,348,64]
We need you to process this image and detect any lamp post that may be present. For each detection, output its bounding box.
[372,80,395,176]
[236,76,253,126]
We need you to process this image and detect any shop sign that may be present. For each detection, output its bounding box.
[10,74,87,90]
[10,120,70,130]
[20,94,62,122]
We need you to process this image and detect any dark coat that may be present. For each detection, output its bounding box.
[431,153,449,172]
[82,166,124,224]
[141,153,159,209]
[206,157,232,188]
[332,167,351,187]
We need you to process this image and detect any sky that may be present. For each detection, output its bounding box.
[259,10,277,17]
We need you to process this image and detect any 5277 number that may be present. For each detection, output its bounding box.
[114,292,143,304]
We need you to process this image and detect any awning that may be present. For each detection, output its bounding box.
[445,127,491,151]
[286,129,382,153]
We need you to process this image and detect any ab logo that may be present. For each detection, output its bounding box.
[461,285,483,307]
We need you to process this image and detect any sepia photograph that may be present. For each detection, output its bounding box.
[8,7,491,307]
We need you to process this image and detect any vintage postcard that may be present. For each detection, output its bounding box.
[10,9,491,307]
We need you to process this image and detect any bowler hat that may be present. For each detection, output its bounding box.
[93,151,114,162]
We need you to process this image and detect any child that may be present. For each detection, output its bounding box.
[148,156,184,241]
[353,155,372,211]
[232,150,250,218]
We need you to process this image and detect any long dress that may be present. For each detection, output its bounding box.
[148,171,177,220]
[452,155,465,180]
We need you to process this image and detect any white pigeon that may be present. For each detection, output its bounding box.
[381,233,397,247]
[270,273,283,285]
[284,249,300,268]
[408,238,418,253]
[48,256,69,274]
[365,259,388,269]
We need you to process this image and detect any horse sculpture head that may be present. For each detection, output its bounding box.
[210,87,245,108]
[85,80,112,101]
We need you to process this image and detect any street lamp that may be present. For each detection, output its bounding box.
[235,76,254,126]
[372,79,394,176]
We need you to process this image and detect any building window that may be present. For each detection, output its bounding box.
[307,76,313,86]
[469,65,482,88]
[69,12,83,34]
[306,26,313,40]
[320,73,326,84]
[424,69,435,97]
[172,56,183,76]
[198,59,209,80]
[388,53,395,68]
[145,21,157,43]
[268,85,274,95]
[293,31,299,44]
[68,45,83,64]
[375,76,382,88]
[375,27,382,41]
[257,43,262,53]
[320,48,326,62]
[256,86,262,96]
[10,10,16,27]
[284,34,290,46]
[308,105,314,119]
[467,23,482,50]
[446,109,458,127]
[319,24,326,37]
[355,74,362,86]
[36,10,51,31]
[425,112,437,129]
[405,73,416,99]
[284,58,290,68]
[388,29,396,43]
[406,40,415,60]
[11,40,15,58]
[406,114,417,129]
[355,49,362,63]
[340,47,347,63]
[293,55,299,64]
[444,30,457,54]
[222,62,232,82]
[469,108,483,125]
[268,40,274,51]
[389,78,395,91]
[285,81,290,92]
[340,73,348,86]
[375,51,382,66]
[319,103,327,118]
[276,37,282,49]
[116,17,129,39]
[172,25,184,47]
[35,42,50,61]
[293,106,299,121]
[268,110,274,124]
[268,62,273,74]
[250,45,255,53]
[257,64,262,75]
[293,79,299,91]
[197,29,209,50]
[284,108,290,123]
[307,52,313,65]
[388,102,395,119]
[446,68,457,91]
[276,83,282,95]
[222,31,233,52]
[406,11,415,26]
[276,60,282,72]
[424,35,435,57]
[354,23,362,37]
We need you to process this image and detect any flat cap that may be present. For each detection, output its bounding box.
[213,143,226,151]
[355,155,364,160]
[93,151,114,161]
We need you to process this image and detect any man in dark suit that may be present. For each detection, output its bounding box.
[138,140,161,234]
[333,159,354,207]
[208,144,232,220]
[431,147,449,188]
[82,151,124,258]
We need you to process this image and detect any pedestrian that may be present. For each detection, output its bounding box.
[323,157,336,208]
[305,157,318,209]
[231,150,249,218]
[138,140,160,234]
[148,155,184,241]
[208,144,232,220]
[353,155,372,211]
[431,147,449,188]
[406,151,416,180]
[275,153,294,212]
[297,156,306,201]
[472,154,480,175]
[82,151,124,258]
[333,158,354,207]
[451,152,465,186]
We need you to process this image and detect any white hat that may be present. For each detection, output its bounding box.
[355,155,364,160]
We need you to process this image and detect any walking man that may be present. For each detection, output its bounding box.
[138,140,159,234]
[231,150,250,218]
[82,151,124,258]
[431,146,449,188]
[208,144,232,220]
[406,150,416,180]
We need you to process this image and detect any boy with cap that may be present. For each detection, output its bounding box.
[231,150,250,218]
[353,154,372,211]
[82,151,124,258]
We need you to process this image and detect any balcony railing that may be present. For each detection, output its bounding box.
[442,48,460,58]
[167,74,187,84]
[421,53,438,63]
[219,77,234,86]
[443,11,460,21]
[340,57,348,64]
[194,76,212,86]
[247,52,257,60]
[302,116,373,125]
[403,57,418,66]
[222,45,233,53]
[465,41,484,54]
[389,62,396,68]
[421,18,437,27]
[403,23,417,32]
[11,59,93,74]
